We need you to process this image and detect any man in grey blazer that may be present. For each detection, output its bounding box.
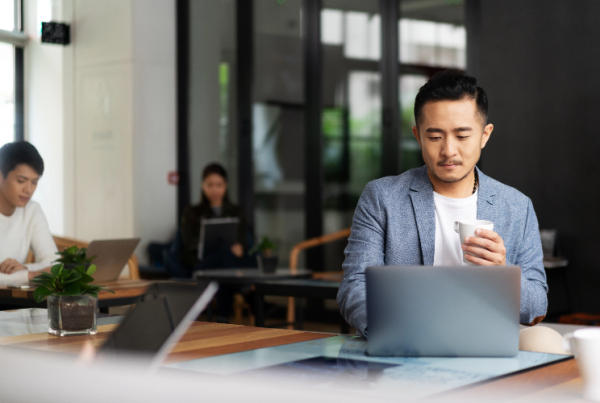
[338,71,548,337]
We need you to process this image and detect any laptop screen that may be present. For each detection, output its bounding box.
[100,282,217,356]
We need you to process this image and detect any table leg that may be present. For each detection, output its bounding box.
[295,298,304,330]
[206,300,213,322]
[254,291,265,327]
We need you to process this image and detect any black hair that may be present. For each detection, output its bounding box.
[199,162,231,207]
[0,141,45,178]
[414,70,488,126]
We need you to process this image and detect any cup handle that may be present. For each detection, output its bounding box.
[454,221,460,234]
[562,332,574,354]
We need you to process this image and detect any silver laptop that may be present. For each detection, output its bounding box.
[87,238,141,282]
[366,265,521,357]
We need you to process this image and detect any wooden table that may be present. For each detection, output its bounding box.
[0,321,331,365]
[0,311,586,401]
[435,359,582,402]
[0,280,153,312]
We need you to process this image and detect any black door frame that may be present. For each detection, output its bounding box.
[176,0,403,268]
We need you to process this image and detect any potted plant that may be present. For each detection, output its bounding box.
[31,261,112,336]
[249,236,278,273]
[54,245,96,270]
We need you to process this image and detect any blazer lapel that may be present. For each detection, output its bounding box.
[409,167,436,265]
[476,168,498,226]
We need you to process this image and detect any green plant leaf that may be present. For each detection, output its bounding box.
[61,272,82,284]
[30,278,54,288]
[50,264,62,276]
[33,286,53,303]
[79,272,94,284]
[59,283,81,296]
[65,245,77,255]
[86,264,97,276]
[32,272,54,281]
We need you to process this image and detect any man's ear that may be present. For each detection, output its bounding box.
[480,123,494,149]
[412,126,422,149]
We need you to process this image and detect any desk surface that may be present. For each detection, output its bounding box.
[193,268,312,284]
[0,308,582,401]
[0,279,153,301]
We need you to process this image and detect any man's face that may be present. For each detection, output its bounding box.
[412,98,493,184]
[0,164,40,208]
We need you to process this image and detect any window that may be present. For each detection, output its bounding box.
[0,42,15,146]
[0,0,23,147]
[400,19,466,69]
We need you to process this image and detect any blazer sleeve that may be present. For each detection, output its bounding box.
[516,198,548,325]
[26,204,59,272]
[337,181,386,336]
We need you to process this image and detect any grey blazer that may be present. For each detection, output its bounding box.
[338,165,548,336]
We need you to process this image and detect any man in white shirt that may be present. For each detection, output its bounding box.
[0,141,57,283]
[339,70,547,336]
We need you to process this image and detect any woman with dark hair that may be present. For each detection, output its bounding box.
[180,163,248,322]
[181,163,247,268]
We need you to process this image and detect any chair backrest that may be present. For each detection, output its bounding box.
[27,235,140,280]
[288,228,351,275]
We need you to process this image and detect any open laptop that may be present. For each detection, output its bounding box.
[198,218,239,260]
[100,281,218,370]
[86,238,141,282]
[366,265,521,357]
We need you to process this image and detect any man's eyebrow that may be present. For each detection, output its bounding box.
[454,127,473,132]
[425,128,445,133]
[16,175,36,181]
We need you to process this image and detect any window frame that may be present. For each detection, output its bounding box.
[0,0,25,142]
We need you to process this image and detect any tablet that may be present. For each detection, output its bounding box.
[100,281,218,369]
[198,217,239,259]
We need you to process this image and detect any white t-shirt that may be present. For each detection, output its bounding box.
[0,200,58,271]
[433,190,478,266]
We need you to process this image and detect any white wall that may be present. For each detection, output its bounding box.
[25,0,177,266]
[25,0,73,236]
[73,0,134,241]
[131,0,177,261]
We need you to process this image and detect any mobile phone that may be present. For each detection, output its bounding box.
[7,284,31,289]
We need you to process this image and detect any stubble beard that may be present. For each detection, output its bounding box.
[426,162,475,185]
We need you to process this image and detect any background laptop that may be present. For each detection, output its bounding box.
[87,238,141,282]
[366,265,521,357]
[100,281,218,370]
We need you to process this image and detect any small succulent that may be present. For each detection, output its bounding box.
[248,235,276,257]
[54,245,96,265]
[31,264,113,303]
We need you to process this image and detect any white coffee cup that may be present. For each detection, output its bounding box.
[563,328,600,401]
[453,219,494,264]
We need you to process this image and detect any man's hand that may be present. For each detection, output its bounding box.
[462,229,507,266]
[0,258,28,274]
[230,243,243,258]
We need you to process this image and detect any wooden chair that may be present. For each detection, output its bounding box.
[285,228,351,329]
[26,235,140,280]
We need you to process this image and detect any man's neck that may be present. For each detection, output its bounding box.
[0,192,16,216]
[428,168,476,199]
